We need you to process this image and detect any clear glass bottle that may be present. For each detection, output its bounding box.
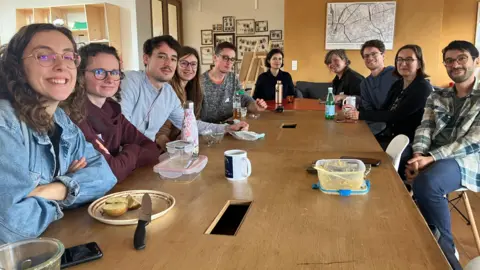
[233,89,244,119]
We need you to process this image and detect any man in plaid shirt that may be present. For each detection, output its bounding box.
[406,40,480,270]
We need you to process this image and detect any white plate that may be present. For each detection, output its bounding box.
[88,190,175,225]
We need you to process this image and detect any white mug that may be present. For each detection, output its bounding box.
[342,96,356,108]
[224,150,252,181]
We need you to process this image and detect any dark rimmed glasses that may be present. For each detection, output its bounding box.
[443,55,469,67]
[86,68,125,81]
[217,54,236,63]
[179,60,198,70]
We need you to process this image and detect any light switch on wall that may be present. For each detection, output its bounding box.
[292,60,298,70]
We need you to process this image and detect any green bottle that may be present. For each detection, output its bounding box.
[325,87,335,120]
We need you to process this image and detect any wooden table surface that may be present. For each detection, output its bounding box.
[265,98,325,111]
[43,111,450,269]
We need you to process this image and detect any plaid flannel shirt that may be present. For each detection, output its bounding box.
[412,79,480,191]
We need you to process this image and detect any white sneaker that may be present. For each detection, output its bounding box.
[455,247,459,260]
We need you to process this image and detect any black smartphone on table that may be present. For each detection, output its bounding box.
[340,156,381,167]
[61,242,103,269]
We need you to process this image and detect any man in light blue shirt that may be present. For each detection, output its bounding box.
[120,35,183,141]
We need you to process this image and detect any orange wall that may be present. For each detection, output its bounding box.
[284,0,479,87]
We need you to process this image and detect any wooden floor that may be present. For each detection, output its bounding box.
[450,190,480,267]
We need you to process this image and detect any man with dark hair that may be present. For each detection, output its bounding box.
[119,35,184,141]
[200,42,267,123]
[359,39,398,134]
[407,40,480,270]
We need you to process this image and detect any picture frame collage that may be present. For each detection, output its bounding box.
[200,16,284,66]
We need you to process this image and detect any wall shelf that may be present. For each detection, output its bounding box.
[16,3,121,57]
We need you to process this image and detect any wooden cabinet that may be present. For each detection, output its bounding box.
[15,3,121,55]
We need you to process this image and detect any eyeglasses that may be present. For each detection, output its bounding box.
[23,49,81,69]
[217,54,236,63]
[443,55,469,67]
[179,60,198,70]
[362,52,380,59]
[86,68,124,81]
[396,58,417,64]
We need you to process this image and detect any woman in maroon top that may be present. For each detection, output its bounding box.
[63,43,161,182]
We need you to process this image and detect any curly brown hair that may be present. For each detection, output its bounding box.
[62,43,123,118]
[0,23,85,134]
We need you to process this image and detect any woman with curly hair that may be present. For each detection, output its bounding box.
[63,43,161,182]
[0,23,116,244]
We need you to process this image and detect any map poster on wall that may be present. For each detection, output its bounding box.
[325,1,396,50]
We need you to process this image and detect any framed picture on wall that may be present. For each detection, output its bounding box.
[212,24,223,32]
[214,33,235,47]
[223,16,235,32]
[270,30,282,40]
[255,21,268,32]
[236,35,269,60]
[201,30,213,45]
[270,40,284,51]
[236,19,255,35]
[200,47,214,65]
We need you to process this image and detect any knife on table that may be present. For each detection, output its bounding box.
[134,193,152,250]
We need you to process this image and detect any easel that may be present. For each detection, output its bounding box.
[238,43,268,97]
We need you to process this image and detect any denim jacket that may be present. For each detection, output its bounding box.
[0,99,117,244]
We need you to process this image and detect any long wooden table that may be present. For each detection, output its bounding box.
[265,98,325,111]
[43,111,450,269]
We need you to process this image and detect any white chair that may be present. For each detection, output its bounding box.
[465,256,480,270]
[448,188,480,255]
[385,134,410,171]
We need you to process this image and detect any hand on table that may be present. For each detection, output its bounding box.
[255,99,267,111]
[226,121,249,132]
[334,94,347,103]
[344,110,359,120]
[155,134,171,152]
[67,157,87,174]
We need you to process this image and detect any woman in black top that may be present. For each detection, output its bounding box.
[324,49,365,103]
[253,49,295,101]
[347,44,431,181]
[346,44,432,146]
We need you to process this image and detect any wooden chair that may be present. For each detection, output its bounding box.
[448,188,480,254]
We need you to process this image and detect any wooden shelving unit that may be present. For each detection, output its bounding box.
[16,3,121,55]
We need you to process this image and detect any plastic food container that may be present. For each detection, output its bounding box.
[315,159,366,191]
[166,140,194,161]
[0,238,64,270]
[154,153,208,182]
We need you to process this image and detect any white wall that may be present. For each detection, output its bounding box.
[135,0,152,70]
[0,0,140,70]
[182,0,284,71]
